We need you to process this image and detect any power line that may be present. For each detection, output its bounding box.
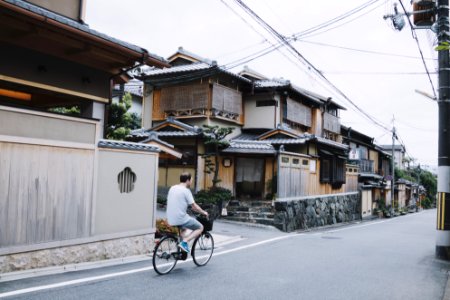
[398,0,438,99]
[231,0,392,132]
[290,0,383,39]
[294,0,387,39]
[296,40,437,61]
[323,71,437,75]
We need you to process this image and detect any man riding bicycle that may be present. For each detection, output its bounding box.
[166,172,209,253]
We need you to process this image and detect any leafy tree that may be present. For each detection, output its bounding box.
[48,106,80,116]
[106,92,138,140]
[202,125,234,188]
[395,166,437,207]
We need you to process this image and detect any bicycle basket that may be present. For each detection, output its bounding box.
[197,216,213,232]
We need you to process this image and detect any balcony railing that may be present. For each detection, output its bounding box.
[357,159,374,173]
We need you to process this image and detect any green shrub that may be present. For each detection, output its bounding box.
[195,187,232,205]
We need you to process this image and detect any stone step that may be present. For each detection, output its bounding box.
[225,211,274,219]
[228,200,273,208]
[223,216,275,226]
[226,206,274,213]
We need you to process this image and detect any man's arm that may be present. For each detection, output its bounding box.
[191,202,209,217]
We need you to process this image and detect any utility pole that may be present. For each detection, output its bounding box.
[436,0,450,260]
[392,125,396,210]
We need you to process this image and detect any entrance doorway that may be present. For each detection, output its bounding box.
[235,157,264,200]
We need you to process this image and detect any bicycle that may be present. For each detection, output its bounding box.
[152,216,214,275]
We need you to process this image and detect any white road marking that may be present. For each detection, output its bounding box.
[0,219,389,298]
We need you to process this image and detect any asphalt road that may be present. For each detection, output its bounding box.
[1,209,449,300]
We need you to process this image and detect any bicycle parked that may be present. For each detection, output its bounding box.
[152,215,214,275]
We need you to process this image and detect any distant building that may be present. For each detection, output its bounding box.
[380,144,406,170]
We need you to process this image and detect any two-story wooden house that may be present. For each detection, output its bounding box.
[131,49,357,204]
[341,126,392,217]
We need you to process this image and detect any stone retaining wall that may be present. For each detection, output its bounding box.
[0,234,154,273]
[273,192,361,232]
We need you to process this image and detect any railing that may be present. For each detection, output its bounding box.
[357,159,374,173]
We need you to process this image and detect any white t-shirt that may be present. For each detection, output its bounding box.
[166,184,195,226]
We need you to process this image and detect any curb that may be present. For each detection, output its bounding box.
[0,254,151,283]
[0,233,242,283]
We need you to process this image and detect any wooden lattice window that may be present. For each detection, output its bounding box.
[286,98,311,127]
[212,84,242,114]
[160,83,209,112]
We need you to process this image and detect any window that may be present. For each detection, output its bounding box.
[320,158,331,183]
[256,100,278,107]
[320,154,346,186]
[118,167,136,194]
[292,158,300,165]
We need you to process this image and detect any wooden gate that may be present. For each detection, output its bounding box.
[277,153,310,198]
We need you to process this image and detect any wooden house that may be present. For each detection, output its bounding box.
[341,126,392,217]
[0,0,168,273]
[131,49,358,204]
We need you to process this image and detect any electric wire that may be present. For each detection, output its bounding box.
[290,0,383,39]
[398,0,438,99]
[295,40,437,61]
[294,1,387,39]
[231,0,392,132]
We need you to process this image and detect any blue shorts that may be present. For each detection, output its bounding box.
[180,216,202,231]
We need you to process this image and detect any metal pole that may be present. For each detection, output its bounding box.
[436,0,450,260]
[392,127,396,210]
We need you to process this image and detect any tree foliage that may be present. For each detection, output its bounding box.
[106,92,141,140]
[395,166,437,205]
[48,106,80,116]
[202,125,234,188]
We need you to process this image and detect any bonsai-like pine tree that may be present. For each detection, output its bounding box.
[202,125,234,188]
[106,92,141,140]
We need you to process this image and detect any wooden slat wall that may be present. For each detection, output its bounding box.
[277,155,309,198]
[323,112,340,134]
[152,89,164,120]
[160,83,209,111]
[0,142,94,247]
[344,173,359,192]
[286,98,312,127]
[212,84,242,114]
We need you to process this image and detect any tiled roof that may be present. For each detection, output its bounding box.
[168,47,214,65]
[142,61,252,84]
[263,138,307,144]
[140,133,174,148]
[6,0,167,64]
[255,79,290,88]
[222,141,276,154]
[98,140,159,153]
[314,136,349,150]
[130,118,202,138]
[157,131,200,137]
[143,62,212,76]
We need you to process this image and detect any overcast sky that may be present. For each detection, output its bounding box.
[86,0,439,168]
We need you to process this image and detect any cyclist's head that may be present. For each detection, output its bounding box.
[180,172,192,183]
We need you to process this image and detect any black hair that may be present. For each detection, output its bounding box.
[180,172,192,183]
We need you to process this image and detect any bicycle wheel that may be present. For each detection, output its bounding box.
[192,232,214,266]
[152,236,178,275]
